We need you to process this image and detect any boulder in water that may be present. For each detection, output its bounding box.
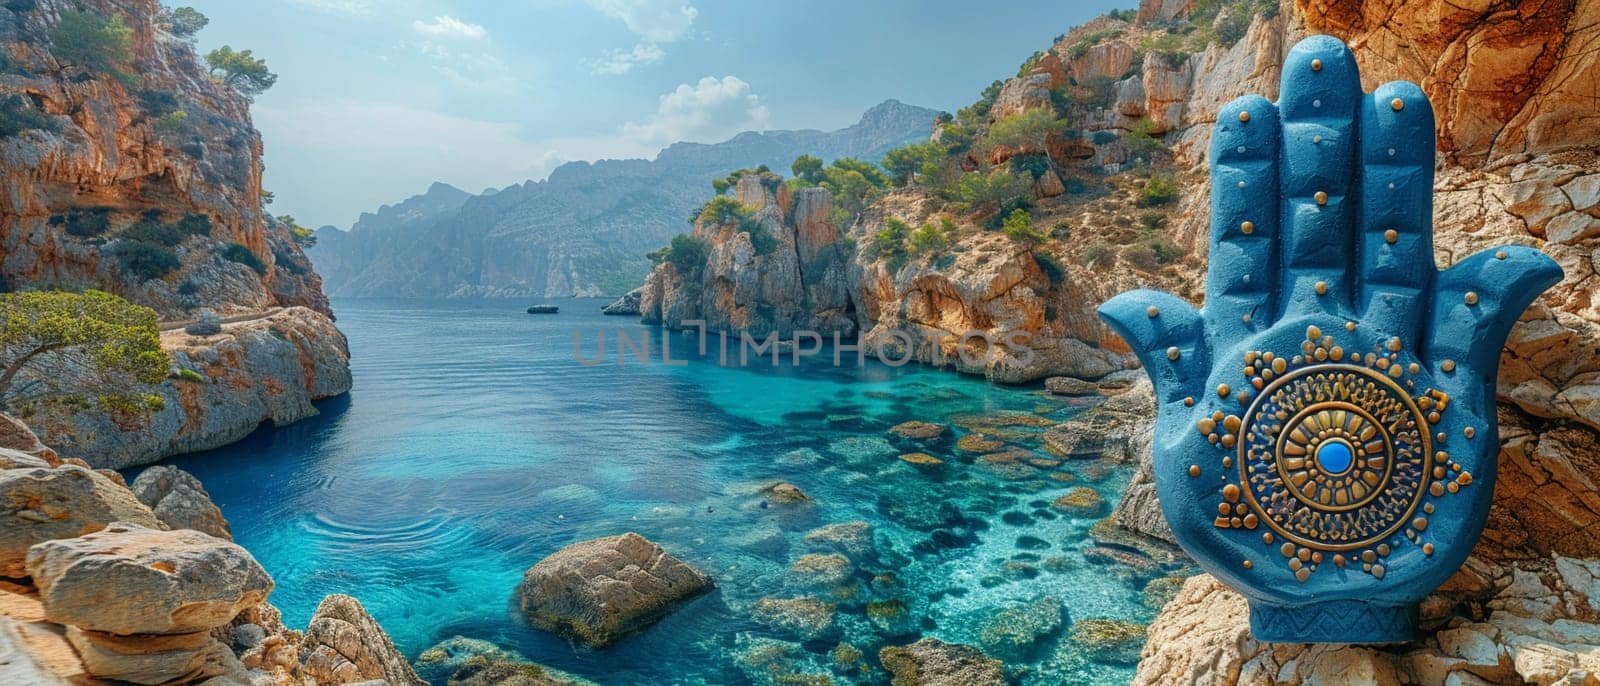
[602,287,644,316]
[526,304,560,314]
[878,638,1005,686]
[515,532,713,648]
[130,466,232,540]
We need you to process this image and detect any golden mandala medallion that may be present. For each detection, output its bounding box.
[1237,364,1431,552]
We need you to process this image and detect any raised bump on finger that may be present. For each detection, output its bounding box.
[1276,35,1361,321]
[1207,94,1280,335]
[1358,81,1435,339]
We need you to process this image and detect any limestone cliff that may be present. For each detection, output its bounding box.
[641,173,857,338]
[15,307,350,469]
[0,0,327,318]
[0,1,350,466]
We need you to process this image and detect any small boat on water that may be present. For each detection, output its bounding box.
[526,305,559,314]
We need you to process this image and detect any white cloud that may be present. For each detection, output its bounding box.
[415,41,520,94]
[583,0,696,75]
[287,0,375,16]
[584,0,697,43]
[622,75,769,145]
[412,15,488,40]
[587,42,664,75]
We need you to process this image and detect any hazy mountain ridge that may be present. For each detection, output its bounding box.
[311,99,942,298]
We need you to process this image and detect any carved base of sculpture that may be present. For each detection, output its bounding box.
[1249,600,1416,644]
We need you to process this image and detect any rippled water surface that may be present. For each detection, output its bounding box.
[152,298,1175,685]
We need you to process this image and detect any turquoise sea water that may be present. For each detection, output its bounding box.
[149,298,1179,685]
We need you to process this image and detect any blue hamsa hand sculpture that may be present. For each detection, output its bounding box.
[1097,35,1563,644]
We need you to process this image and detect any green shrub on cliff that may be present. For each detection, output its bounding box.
[1001,208,1047,247]
[647,234,710,279]
[791,155,824,185]
[0,289,169,412]
[908,217,956,255]
[949,168,1031,219]
[882,142,940,187]
[869,218,911,269]
[0,94,56,138]
[987,108,1064,156]
[111,241,180,280]
[957,80,1005,127]
[1137,173,1179,206]
[50,207,110,237]
[49,10,137,89]
[221,243,266,275]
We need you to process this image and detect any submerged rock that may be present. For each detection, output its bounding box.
[978,596,1067,661]
[889,421,946,440]
[515,532,713,648]
[898,452,944,466]
[788,553,853,588]
[751,597,837,641]
[878,638,1005,686]
[417,635,597,686]
[1,464,161,577]
[130,465,232,540]
[802,521,875,561]
[955,433,1005,453]
[1070,618,1147,665]
[300,594,426,685]
[25,523,271,635]
[761,482,812,506]
[1052,487,1107,518]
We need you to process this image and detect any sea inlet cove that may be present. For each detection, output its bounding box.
[1,1,1598,685]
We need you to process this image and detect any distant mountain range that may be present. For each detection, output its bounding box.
[309,99,942,299]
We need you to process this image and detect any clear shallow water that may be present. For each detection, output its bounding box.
[147,298,1179,685]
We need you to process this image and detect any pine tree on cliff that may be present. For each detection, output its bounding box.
[0,291,169,413]
[205,46,277,101]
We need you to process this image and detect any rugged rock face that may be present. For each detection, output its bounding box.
[130,465,232,540]
[0,1,350,466]
[311,100,941,300]
[17,306,351,469]
[602,286,644,315]
[0,0,328,319]
[639,172,1133,383]
[299,594,426,686]
[515,532,714,649]
[26,522,271,635]
[1134,564,1600,686]
[642,174,858,339]
[0,459,161,577]
[0,418,417,685]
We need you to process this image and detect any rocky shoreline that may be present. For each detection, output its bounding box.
[13,307,351,469]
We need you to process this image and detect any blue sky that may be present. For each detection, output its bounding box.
[185,0,1129,227]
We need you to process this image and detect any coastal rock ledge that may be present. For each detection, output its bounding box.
[21,307,351,469]
[516,532,714,649]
